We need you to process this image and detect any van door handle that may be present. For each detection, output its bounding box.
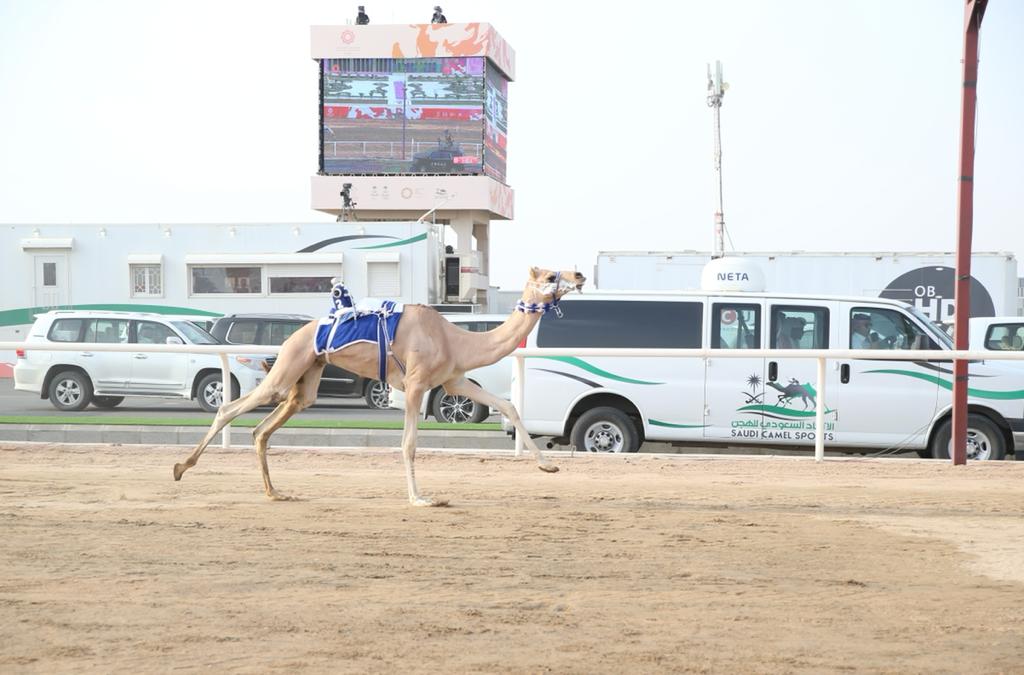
[134,354,148,360]
[840,363,850,384]
[80,352,94,357]
[768,361,778,382]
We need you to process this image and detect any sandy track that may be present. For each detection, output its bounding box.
[2,442,1024,673]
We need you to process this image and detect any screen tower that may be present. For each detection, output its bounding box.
[310,22,514,305]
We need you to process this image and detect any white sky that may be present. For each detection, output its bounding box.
[1,0,1022,290]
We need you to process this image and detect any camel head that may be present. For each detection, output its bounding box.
[526,267,586,304]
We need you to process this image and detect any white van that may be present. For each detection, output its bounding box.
[515,289,1024,460]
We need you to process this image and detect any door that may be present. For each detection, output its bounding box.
[33,255,69,308]
[763,304,839,446]
[704,300,765,440]
[834,304,940,447]
[81,318,132,390]
[128,320,189,393]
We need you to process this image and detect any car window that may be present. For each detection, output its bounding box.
[984,324,1024,351]
[454,320,500,333]
[48,318,85,342]
[266,321,305,345]
[225,321,260,344]
[84,319,129,344]
[135,321,178,345]
[170,320,218,345]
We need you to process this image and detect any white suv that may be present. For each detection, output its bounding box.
[389,314,511,423]
[13,310,267,412]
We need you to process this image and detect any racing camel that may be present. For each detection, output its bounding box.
[173,267,585,506]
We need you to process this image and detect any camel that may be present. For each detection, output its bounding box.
[173,267,586,506]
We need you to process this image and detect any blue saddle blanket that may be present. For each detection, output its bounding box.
[312,300,403,382]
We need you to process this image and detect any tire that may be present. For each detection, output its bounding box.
[431,388,488,423]
[364,380,391,410]
[48,370,93,412]
[196,373,240,413]
[92,396,125,409]
[571,406,640,453]
[929,414,1006,461]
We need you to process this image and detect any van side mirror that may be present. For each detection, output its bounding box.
[166,336,184,345]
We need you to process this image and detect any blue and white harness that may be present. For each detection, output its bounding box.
[313,281,405,382]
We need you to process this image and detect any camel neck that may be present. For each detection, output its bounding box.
[456,309,541,372]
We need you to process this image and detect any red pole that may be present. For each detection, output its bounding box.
[952,0,987,466]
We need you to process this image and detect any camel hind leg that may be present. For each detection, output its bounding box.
[250,363,325,501]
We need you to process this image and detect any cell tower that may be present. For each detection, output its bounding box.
[706,60,728,259]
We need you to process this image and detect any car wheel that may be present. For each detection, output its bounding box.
[431,389,488,423]
[48,370,93,412]
[196,373,240,413]
[364,380,391,409]
[571,407,640,453]
[92,396,125,409]
[930,414,1006,461]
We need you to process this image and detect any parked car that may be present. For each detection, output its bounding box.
[389,314,509,423]
[13,310,267,412]
[208,313,390,409]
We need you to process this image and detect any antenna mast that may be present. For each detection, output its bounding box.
[707,61,728,258]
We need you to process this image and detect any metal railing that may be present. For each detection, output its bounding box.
[322,140,483,159]
[6,340,1024,462]
[511,347,1024,462]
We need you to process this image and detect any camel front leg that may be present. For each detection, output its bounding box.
[251,363,325,501]
[400,383,448,507]
[442,377,558,473]
[173,382,278,482]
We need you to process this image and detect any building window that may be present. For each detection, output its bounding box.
[131,264,163,297]
[268,276,333,294]
[190,266,262,294]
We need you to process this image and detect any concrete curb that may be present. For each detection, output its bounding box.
[0,424,515,449]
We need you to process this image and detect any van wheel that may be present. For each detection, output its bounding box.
[196,373,240,413]
[364,380,390,410]
[48,370,93,411]
[930,414,1006,461]
[92,396,125,409]
[572,407,640,453]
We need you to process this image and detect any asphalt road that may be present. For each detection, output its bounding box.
[0,379,407,422]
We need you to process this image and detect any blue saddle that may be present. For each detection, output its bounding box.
[313,296,403,382]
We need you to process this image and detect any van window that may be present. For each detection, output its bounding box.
[48,318,85,342]
[83,319,129,344]
[985,324,1024,351]
[537,300,703,348]
[850,307,936,350]
[770,306,829,349]
[712,303,760,349]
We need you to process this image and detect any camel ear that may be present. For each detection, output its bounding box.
[529,266,540,278]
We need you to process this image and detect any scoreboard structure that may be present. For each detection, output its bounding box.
[310,23,516,304]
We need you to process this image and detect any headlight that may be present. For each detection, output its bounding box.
[234,355,268,371]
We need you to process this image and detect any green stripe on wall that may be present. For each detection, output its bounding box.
[355,232,427,249]
[0,304,222,328]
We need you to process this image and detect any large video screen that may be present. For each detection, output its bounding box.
[320,57,508,183]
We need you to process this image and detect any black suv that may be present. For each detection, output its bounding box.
[208,313,390,409]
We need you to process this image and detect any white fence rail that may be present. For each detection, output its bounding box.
[511,347,1024,462]
[1,341,283,448]
[5,340,1024,462]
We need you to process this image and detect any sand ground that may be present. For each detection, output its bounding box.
[2,442,1024,673]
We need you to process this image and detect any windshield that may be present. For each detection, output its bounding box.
[171,320,219,345]
[908,306,953,349]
